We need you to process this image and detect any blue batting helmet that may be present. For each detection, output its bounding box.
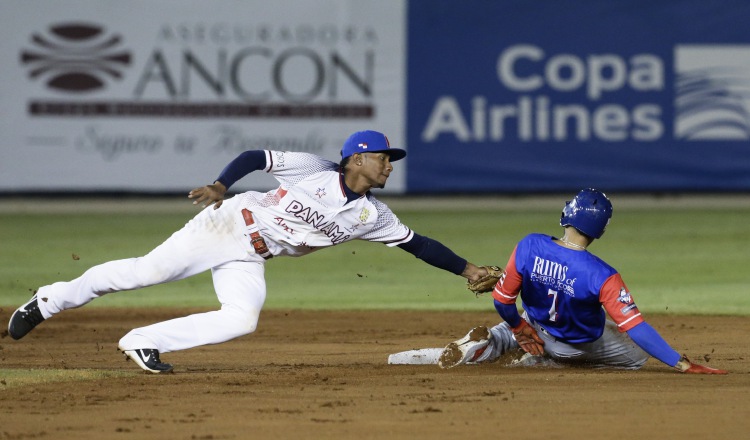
[560,188,613,239]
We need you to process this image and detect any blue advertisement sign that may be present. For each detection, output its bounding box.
[406,0,750,193]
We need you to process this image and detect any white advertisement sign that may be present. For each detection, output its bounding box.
[0,0,406,192]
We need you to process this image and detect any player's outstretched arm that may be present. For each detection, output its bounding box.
[394,234,504,296]
[627,322,728,374]
[188,150,267,209]
[188,181,227,209]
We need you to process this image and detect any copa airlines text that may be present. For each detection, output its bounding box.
[422,44,666,142]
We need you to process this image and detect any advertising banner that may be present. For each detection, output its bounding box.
[406,0,750,193]
[0,0,406,192]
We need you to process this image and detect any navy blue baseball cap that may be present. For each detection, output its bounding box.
[340,130,407,162]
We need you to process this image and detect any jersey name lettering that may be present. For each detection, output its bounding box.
[285,199,350,245]
[530,256,574,296]
[532,256,567,280]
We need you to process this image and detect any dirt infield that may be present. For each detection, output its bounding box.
[1,308,748,440]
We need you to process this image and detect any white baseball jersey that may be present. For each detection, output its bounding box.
[34,149,418,357]
[224,150,414,257]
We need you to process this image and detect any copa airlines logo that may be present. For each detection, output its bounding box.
[674,45,750,141]
[422,44,665,143]
[20,23,132,93]
[421,43,750,144]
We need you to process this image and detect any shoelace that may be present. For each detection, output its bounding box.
[23,303,45,326]
[144,350,163,364]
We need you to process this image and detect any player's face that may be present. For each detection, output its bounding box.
[360,152,393,189]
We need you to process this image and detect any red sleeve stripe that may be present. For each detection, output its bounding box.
[617,313,642,328]
[493,287,517,301]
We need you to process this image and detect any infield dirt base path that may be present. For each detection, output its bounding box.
[1,308,748,440]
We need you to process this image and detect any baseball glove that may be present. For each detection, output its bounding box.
[466,265,504,296]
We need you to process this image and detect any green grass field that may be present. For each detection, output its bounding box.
[1,196,748,315]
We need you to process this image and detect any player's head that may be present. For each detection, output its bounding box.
[340,130,407,162]
[560,188,613,239]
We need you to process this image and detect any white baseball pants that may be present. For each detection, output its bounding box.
[35,203,267,353]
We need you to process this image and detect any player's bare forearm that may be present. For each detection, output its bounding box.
[188,181,227,209]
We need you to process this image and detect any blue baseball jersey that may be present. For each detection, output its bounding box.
[493,233,643,343]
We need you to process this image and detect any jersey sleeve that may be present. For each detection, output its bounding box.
[266,150,338,187]
[492,246,522,305]
[359,196,414,245]
[600,273,644,332]
[627,322,681,367]
[215,150,268,189]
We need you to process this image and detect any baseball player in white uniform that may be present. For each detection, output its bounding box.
[8,130,492,373]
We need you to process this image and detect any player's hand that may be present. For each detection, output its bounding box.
[188,182,227,209]
[512,320,545,356]
[464,264,504,296]
[675,355,728,375]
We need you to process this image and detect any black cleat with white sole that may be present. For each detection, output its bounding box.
[8,295,46,340]
[119,347,174,374]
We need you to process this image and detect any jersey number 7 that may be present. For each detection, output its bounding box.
[547,289,559,322]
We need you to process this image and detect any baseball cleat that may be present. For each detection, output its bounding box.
[8,295,46,340]
[119,347,174,374]
[438,326,491,369]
